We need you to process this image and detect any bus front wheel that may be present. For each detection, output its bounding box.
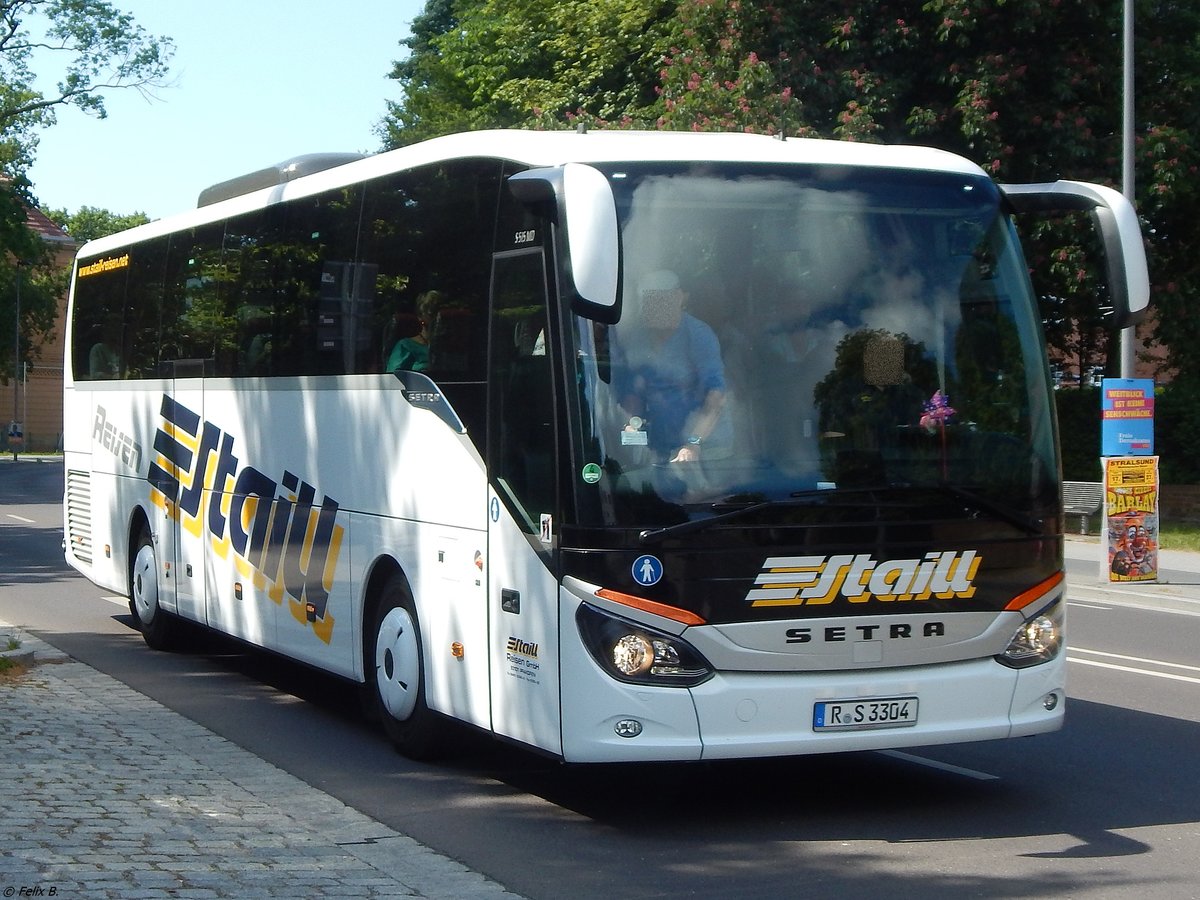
[369,576,444,760]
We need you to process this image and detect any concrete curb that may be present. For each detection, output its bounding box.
[0,625,66,669]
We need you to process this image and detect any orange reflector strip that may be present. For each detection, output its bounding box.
[1004,571,1064,612]
[595,588,707,625]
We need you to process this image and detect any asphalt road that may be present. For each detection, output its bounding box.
[3,458,1198,900]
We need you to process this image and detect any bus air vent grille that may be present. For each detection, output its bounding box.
[65,469,93,565]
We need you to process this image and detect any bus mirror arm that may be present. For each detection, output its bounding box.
[507,169,561,219]
[508,165,623,324]
[1000,180,1150,329]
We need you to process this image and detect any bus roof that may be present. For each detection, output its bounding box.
[76,129,988,259]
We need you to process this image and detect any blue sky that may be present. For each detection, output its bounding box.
[28,0,426,220]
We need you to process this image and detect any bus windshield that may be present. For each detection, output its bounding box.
[568,163,1058,532]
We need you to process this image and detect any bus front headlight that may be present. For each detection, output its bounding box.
[998,601,1064,668]
[577,603,713,686]
[611,633,654,676]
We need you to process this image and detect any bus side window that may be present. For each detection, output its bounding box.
[276,188,366,376]
[72,261,128,381]
[360,159,502,442]
[222,207,283,377]
[161,220,229,373]
[361,160,500,382]
[124,236,170,379]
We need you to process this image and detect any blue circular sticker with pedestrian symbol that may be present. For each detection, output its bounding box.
[632,555,663,586]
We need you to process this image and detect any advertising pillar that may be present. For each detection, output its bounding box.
[1100,378,1157,583]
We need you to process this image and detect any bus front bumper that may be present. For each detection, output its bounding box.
[559,651,1065,763]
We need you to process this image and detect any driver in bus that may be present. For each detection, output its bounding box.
[612,269,732,466]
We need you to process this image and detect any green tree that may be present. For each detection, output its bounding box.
[1,0,172,384]
[384,0,1199,383]
[45,204,148,242]
[380,0,672,147]
[381,0,477,146]
[0,185,58,384]
[1,0,175,178]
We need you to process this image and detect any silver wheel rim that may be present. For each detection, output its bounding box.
[375,606,420,721]
[131,542,159,626]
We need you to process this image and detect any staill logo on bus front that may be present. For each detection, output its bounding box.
[146,394,345,644]
[745,550,981,606]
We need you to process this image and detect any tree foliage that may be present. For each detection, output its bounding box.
[382,0,1200,383]
[44,203,147,242]
[1,0,175,177]
[380,0,673,145]
[1,0,172,383]
[0,184,58,383]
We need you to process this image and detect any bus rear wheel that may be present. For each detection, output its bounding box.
[369,576,444,760]
[129,530,182,651]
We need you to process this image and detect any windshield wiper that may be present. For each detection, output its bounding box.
[928,482,1044,535]
[637,487,881,544]
[636,484,1043,544]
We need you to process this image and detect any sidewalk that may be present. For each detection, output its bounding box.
[1064,535,1200,615]
[0,625,524,900]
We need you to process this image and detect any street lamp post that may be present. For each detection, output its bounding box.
[1120,0,1136,378]
[10,261,20,461]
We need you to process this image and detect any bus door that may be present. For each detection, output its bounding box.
[486,249,563,755]
[153,359,209,628]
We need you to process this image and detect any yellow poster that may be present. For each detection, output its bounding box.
[1103,456,1159,583]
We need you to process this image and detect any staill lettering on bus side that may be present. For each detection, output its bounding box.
[146,394,344,644]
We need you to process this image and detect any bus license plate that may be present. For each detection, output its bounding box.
[813,696,918,731]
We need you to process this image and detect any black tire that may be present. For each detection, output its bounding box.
[129,530,182,651]
[367,574,445,760]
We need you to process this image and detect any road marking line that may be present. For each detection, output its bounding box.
[101,595,129,608]
[877,750,1000,781]
[1071,647,1200,674]
[6,514,34,523]
[1067,601,1112,610]
[1067,657,1200,685]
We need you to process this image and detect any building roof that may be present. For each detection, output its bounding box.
[23,204,77,246]
[0,176,78,248]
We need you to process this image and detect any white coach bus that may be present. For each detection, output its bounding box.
[63,129,1148,762]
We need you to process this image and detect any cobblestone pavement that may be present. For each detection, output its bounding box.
[0,627,523,900]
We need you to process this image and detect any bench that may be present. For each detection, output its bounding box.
[1063,481,1104,534]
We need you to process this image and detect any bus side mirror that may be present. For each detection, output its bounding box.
[1000,180,1150,329]
[508,164,622,323]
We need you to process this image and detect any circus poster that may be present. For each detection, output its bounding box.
[1103,456,1159,583]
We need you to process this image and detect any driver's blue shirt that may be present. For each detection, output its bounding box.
[613,313,732,455]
